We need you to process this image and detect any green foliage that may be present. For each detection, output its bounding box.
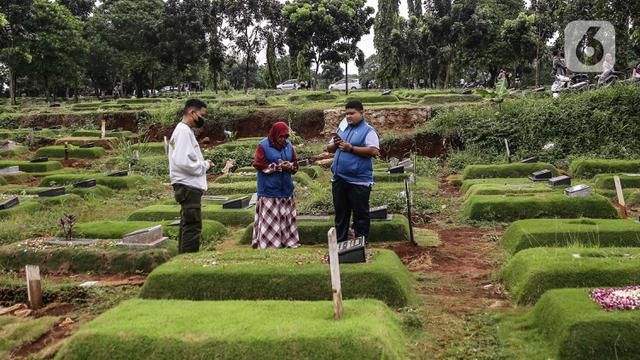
[0,160,63,173]
[462,162,557,180]
[56,299,407,360]
[40,174,148,190]
[502,247,640,304]
[464,183,554,199]
[239,215,410,245]
[35,145,105,159]
[128,204,254,227]
[68,185,114,200]
[463,193,619,222]
[502,219,640,254]
[140,248,415,307]
[569,159,640,179]
[0,200,41,220]
[0,316,59,359]
[299,165,322,179]
[533,288,640,360]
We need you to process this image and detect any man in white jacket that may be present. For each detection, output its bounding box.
[169,99,213,253]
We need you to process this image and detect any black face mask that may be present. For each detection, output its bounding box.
[194,114,205,128]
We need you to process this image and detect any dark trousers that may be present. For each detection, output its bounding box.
[173,184,203,253]
[332,177,371,242]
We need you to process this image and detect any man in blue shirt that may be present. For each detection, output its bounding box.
[327,100,380,242]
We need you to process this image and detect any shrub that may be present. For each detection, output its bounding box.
[502,247,640,304]
[56,299,407,360]
[533,288,640,360]
[502,218,640,254]
[463,193,619,222]
[140,248,415,307]
[35,146,105,159]
[0,240,178,274]
[593,173,640,189]
[239,215,410,245]
[462,163,558,180]
[569,159,640,179]
[39,174,148,190]
[128,204,254,226]
[0,160,63,173]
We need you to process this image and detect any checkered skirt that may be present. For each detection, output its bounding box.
[252,196,300,249]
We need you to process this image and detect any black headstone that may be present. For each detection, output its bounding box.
[79,142,95,149]
[223,196,250,209]
[529,169,553,181]
[107,170,128,177]
[462,89,473,95]
[30,157,48,163]
[73,179,97,188]
[389,165,404,174]
[548,176,572,187]
[0,197,19,210]
[297,159,310,167]
[49,124,62,129]
[33,127,43,131]
[37,187,66,197]
[521,157,539,164]
[370,206,388,220]
[49,103,61,108]
[337,236,366,264]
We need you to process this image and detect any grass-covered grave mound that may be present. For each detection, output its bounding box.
[532,288,640,360]
[35,145,106,159]
[569,159,640,179]
[463,182,555,199]
[140,248,415,307]
[239,216,409,245]
[593,173,640,189]
[39,174,147,190]
[0,160,63,173]
[502,218,640,254]
[128,203,254,226]
[463,193,619,222]
[55,299,406,360]
[462,163,558,180]
[502,247,640,304]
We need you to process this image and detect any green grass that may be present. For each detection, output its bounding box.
[72,129,135,138]
[206,181,257,195]
[299,165,322,179]
[373,173,410,182]
[460,177,540,194]
[0,160,63,173]
[0,200,41,219]
[570,159,640,179]
[593,173,640,189]
[0,145,29,158]
[39,174,148,190]
[132,142,166,155]
[74,220,227,248]
[127,204,254,226]
[463,183,555,199]
[0,172,33,184]
[239,215,410,245]
[502,247,640,304]
[502,218,640,254]
[346,95,399,103]
[140,248,415,307]
[35,145,106,159]
[447,174,463,187]
[55,299,406,360]
[532,288,640,359]
[463,193,619,222]
[462,163,558,180]
[0,239,178,274]
[0,316,58,358]
[68,185,114,199]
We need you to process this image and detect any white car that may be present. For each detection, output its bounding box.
[329,79,361,91]
[276,79,300,90]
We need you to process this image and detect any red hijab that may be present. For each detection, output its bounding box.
[268,122,290,150]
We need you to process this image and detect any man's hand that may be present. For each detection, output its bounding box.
[338,141,353,152]
[207,160,215,169]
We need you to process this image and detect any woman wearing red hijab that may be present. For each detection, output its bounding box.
[252,122,300,248]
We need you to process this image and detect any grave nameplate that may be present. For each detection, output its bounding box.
[202,196,229,203]
[337,236,366,264]
[73,179,97,188]
[298,215,331,221]
[0,166,20,175]
[389,165,404,174]
[222,196,250,209]
[0,197,19,210]
[521,157,539,164]
[548,176,572,187]
[529,169,553,182]
[107,170,128,177]
[118,225,168,249]
[37,187,65,197]
[79,142,95,149]
[370,206,390,221]
[565,184,592,197]
[30,157,48,163]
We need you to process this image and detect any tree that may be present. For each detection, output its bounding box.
[0,0,34,104]
[408,0,423,18]
[320,62,344,88]
[374,0,402,88]
[207,0,226,93]
[58,0,95,21]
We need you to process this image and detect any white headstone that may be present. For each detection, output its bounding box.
[0,166,20,175]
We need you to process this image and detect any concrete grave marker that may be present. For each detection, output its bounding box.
[298,215,331,221]
[222,196,250,209]
[548,176,572,187]
[108,170,128,177]
[73,179,97,188]
[370,206,392,221]
[202,196,229,203]
[529,169,553,182]
[0,166,20,175]
[30,157,48,163]
[118,225,168,249]
[1,141,18,151]
[37,187,65,197]
[565,184,593,197]
[0,197,19,210]
[337,236,366,264]
[521,156,539,163]
[389,165,404,174]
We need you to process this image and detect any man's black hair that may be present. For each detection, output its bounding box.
[345,100,364,112]
[184,99,207,113]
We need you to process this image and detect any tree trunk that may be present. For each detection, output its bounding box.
[535,44,540,87]
[44,76,50,103]
[314,55,321,91]
[9,67,17,105]
[345,62,349,96]
[213,71,219,94]
[244,54,250,94]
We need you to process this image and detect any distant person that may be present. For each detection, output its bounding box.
[327,100,380,242]
[168,99,214,253]
[600,53,615,79]
[633,63,640,82]
[552,50,568,98]
[252,122,300,249]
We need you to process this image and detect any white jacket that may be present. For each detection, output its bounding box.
[169,122,210,191]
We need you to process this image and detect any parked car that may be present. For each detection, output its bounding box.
[329,78,362,91]
[276,79,300,90]
[159,85,177,93]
